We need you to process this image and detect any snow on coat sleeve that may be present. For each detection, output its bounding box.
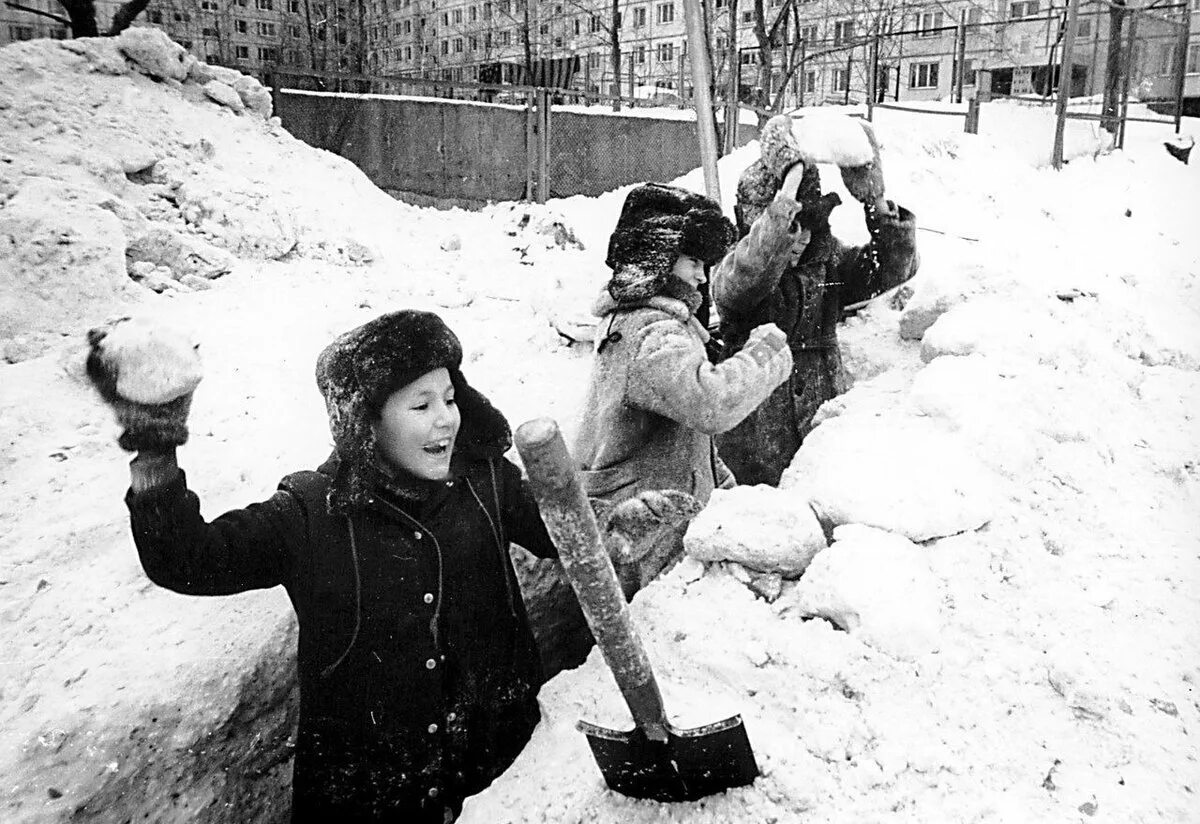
[126,470,301,595]
[832,204,920,307]
[625,314,788,436]
[712,198,804,319]
[497,458,559,560]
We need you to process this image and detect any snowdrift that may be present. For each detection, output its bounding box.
[3,29,1199,824]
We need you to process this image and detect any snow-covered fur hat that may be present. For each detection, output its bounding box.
[605,183,735,304]
[315,310,511,514]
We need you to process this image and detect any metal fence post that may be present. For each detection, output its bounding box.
[868,35,879,119]
[1052,0,1080,168]
[537,88,551,203]
[525,90,536,201]
[1117,10,1138,149]
[1172,4,1191,133]
[955,11,967,104]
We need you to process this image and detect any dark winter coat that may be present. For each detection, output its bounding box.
[713,173,920,486]
[126,448,557,824]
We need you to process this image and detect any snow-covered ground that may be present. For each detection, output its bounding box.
[3,31,1199,824]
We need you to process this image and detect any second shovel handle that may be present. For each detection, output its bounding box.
[515,418,668,737]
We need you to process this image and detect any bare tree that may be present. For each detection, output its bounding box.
[6,0,154,36]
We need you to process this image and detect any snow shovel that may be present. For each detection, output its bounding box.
[514,417,759,803]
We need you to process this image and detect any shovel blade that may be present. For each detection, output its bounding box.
[578,715,759,802]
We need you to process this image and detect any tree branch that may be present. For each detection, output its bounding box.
[106,0,150,35]
[5,1,70,25]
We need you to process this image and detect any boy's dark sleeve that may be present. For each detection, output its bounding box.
[126,470,303,595]
[497,458,559,560]
[833,204,921,308]
[712,198,804,323]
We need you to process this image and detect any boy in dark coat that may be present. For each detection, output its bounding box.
[87,310,680,823]
[712,115,921,486]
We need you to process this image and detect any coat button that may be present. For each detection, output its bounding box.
[425,658,437,670]
[414,531,423,540]
[428,787,439,799]
[423,593,434,604]
[427,723,438,734]
[447,712,456,722]
[446,480,454,487]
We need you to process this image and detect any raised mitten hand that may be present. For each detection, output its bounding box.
[599,490,702,564]
[743,323,793,389]
[838,120,886,206]
[759,114,806,181]
[86,317,203,452]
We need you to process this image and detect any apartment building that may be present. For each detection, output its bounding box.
[3,0,1196,110]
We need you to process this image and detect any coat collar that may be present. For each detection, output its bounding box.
[590,290,710,343]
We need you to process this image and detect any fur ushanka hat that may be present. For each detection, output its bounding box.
[315,310,511,514]
[605,183,735,304]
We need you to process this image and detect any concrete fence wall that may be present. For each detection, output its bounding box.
[277,90,758,204]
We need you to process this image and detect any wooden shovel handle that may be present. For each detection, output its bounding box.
[515,418,669,741]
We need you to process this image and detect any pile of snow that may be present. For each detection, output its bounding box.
[3,34,1198,824]
[0,28,410,362]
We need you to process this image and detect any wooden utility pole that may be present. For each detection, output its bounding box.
[724,0,741,155]
[955,10,967,104]
[1052,0,1080,168]
[682,0,722,201]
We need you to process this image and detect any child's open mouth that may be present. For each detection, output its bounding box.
[423,439,452,456]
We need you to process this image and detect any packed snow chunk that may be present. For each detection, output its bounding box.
[115,27,192,82]
[684,485,827,577]
[86,316,203,404]
[126,226,235,281]
[232,75,273,119]
[782,413,997,542]
[0,179,141,363]
[791,110,878,167]
[202,80,245,114]
[789,524,941,660]
[493,202,585,251]
[918,295,1070,365]
[176,172,299,260]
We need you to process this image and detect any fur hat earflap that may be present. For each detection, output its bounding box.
[315,310,511,514]
[605,183,734,304]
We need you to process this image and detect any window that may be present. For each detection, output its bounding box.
[909,60,939,88]
[470,5,477,21]
[291,24,303,37]
[9,24,33,40]
[657,2,674,23]
[1077,18,1091,38]
[741,9,753,22]
[804,69,816,93]
[236,45,250,59]
[289,0,300,11]
[553,35,563,46]
[833,20,853,44]
[172,11,190,22]
[50,26,68,38]
[405,45,413,59]
[658,41,674,62]
[202,26,218,36]
[715,34,726,50]
[799,24,817,43]
[633,7,646,27]
[833,67,849,92]
[1009,1,1038,20]
[484,2,491,18]
[539,22,549,34]
[739,50,758,65]
[917,11,943,37]
[1189,43,1200,74]
[256,0,273,9]
[454,37,463,52]
[715,0,725,7]
[634,44,646,63]
[453,8,462,22]
[258,21,276,36]
[441,40,449,53]
[499,29,510,44]
[588,51,602,68]
[258,47,278,61]
[967,7,982,24]
[149,10,163,22]
[235,19,248,33]
[442,11,449,25]
[574,18,580,35]
[955,57,976,86]
[469,35,478,49]
[201,0,219,10]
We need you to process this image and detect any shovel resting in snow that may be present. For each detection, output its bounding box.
[514,418,759,802]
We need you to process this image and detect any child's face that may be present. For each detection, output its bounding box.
[671,255,706,288]
[373,367,461,481]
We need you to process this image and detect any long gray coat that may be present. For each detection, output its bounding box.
[713,195,920,486]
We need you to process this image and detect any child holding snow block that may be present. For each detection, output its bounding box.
[574,182,794,596]
[712,114,922,486]
[87,310,685,824]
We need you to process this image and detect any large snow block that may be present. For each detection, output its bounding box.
[683,485,827,577]
[115,27,192,82]
[788,524,941,660]
[781,413,997,542]
[0,179,141,363]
